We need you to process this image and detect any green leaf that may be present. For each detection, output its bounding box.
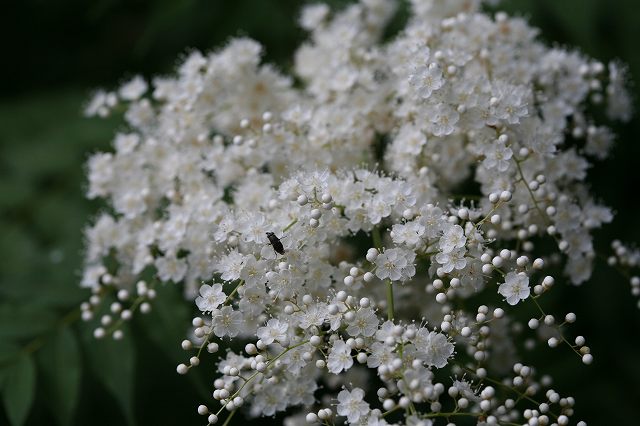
[1,354,36,426]
[37,328,81,426]
[543,0,599,46]
[83,325,135,425]
[140,285,210,400]
[141,284,190,361]
[0,341,21,393]
[0,341,20,365]
[0,305,57,341]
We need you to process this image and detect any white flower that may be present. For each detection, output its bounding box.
[240,255,268,287]
[419,204,446,238]
[298,303,329,330]
[439,224,467,253]
[498,272,531,305]
[86,153,114,198]
[281,345,308,374]
[391,221,425,246]
[606,61,633,122]
[256,318,288,345]
[375,249,405,281]
[452,379,481,402]
[414,329,454,368]
[366,342,393,369]
[113,133,140,155]
[435,247,467,273]
[337,388,370,423]
[483,139,513,172]
[213,215,235,243]
[409,63,444,99]
[155,255,187,283]
[327,340,353,374]
[252,385,286,416]
[266,269,301,299]
[488,82,529,125]
[364,414,389,426]
[374,248,416,281]
[394,124,427,155]
[195,283,226,313]
[238,213,268,244]
[430,103,459,137]
[398,365,433,398]
[211,306,243,337]
[285,375,317,404]
[585,126,614,160]
[346,308,379,337]
[217,251,246,282]
[368,194,393,225]
[118,75,148,101]
[375,320,396,343]
[238,283,268,318]
[81,264,106,288]
[84,90,117,117]
[299,3,330,31]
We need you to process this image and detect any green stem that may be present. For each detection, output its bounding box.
[221,409,237,426]
[22,308,80,357]
[381,405,402,418]
[282,218,298,233]
[530,297,582,359]
[475,200,503,228]
[424,412,482,418]
[514,158,551,227]
[372,227,394,320]
[459,365,553,415]
[225,280,243,304]
[372,227,383,251]
[195,280,244,360]
[515,156,633,295]
[215,340,310,417]
[105,280,157,335]
[386,280,394,321]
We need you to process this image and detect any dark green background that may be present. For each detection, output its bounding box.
[1,1,639,425]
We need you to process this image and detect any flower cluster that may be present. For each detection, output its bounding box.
[79,0,637,425]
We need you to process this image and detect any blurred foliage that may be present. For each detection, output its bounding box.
[0,0,639,425]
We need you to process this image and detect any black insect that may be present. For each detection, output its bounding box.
[266,232,285,255]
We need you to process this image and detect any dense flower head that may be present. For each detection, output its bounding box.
[79,0,638,425]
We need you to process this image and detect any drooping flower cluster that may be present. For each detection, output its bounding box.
[79,0,637,425]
